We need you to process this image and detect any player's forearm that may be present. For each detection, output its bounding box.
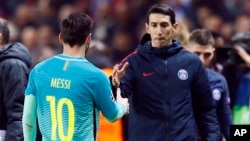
[22,95,37,141]
[106,103,127,122]
[107,88,128,122]
[22,110,37,141]
[23,121,36,141]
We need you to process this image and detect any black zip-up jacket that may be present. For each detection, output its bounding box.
[207,68,233,141]
[0,42,31,141]
[119,37,220,141]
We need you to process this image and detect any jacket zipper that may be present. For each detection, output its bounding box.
[164,59,169,140]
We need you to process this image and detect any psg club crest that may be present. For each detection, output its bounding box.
[177,69,188,80]
[212,89,221,101]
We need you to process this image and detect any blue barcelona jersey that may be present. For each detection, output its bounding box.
[25,54,120,141]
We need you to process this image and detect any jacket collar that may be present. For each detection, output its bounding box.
[138,34,183,56]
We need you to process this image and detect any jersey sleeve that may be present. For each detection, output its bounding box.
[93,71,127,122]
[25,68,36,96]
[23,67,38,141]
[22,94,37,141]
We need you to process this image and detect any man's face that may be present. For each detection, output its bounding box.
[145,13,177,48]
[187,42,215,67]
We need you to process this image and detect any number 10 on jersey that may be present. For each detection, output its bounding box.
[46,95,75,141]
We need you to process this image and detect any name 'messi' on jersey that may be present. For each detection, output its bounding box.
[50,77,71,89]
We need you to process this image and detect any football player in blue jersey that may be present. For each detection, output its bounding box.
[22,12,129,141]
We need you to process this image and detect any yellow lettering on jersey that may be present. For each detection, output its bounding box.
[50,78,71,89]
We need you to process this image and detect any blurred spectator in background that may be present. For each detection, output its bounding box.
[92,1,117,44]
[202,14,223,34]
[20,23,59,68]
[111,27,136,64]
[35,22,60,61]
[233,14,250,34]
[174,21,190,47]
[20,25,39,67]
[228,32,250,125]
[0,17,32,141]
[86,40,113,68]
[57,4,78,23]
[216,32,250,110]
[12,2,37,29]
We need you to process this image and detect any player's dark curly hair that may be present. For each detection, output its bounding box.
[60,12,93,47]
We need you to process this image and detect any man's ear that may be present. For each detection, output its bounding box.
[85,33,92,45]
[172,23,179,33]
[145,23,149,33]
[58,33,63,45]
[211,47,215,57]
[212,47,215,52]
[0,33,3,44]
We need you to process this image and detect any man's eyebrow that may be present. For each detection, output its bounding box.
[150,21,169,24]
[194,51,201,53]
[160,22,169,25]
[204,53,212,55]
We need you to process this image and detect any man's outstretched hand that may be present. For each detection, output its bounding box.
[112,62,129,87]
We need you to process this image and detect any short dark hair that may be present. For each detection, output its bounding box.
[0,18,10,44]
[146,3,176,25]
[60,12,93,47]
[189,29,214,46]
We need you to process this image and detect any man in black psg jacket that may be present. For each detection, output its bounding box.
[111,3,220,141]
[0,18,32,140]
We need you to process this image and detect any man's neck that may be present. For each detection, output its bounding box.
[62,44,86,57]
